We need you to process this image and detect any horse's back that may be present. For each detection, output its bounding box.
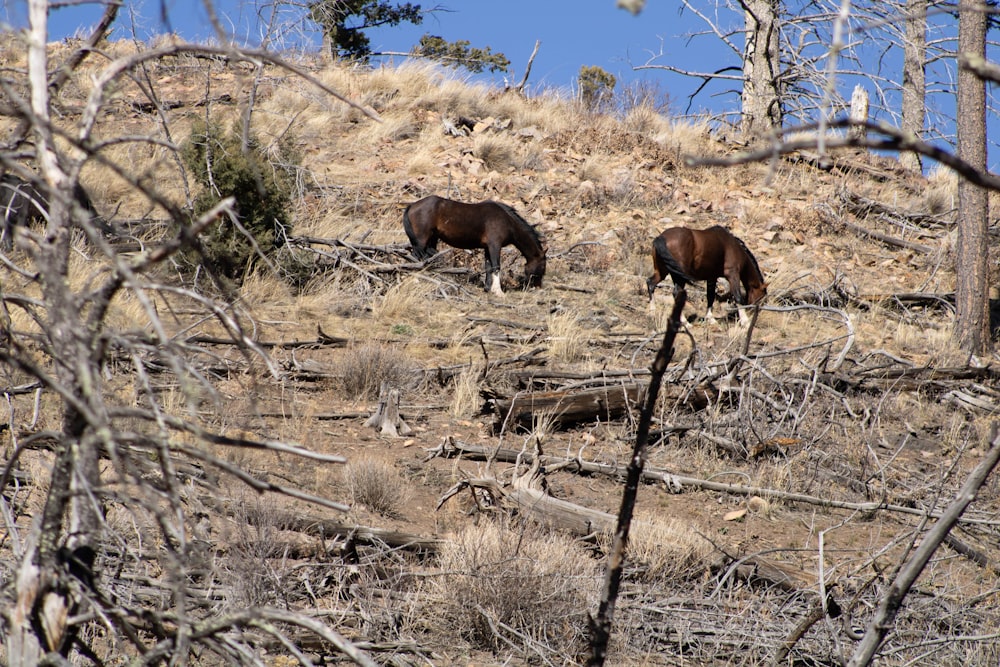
[659,226,717,278]
[0,174,43,217]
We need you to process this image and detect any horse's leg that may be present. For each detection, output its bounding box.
[485,245,504,296]
[726,272,751,326]
[671,281,689,326]
[422,237,439,261]
[704,279,718,325]
[647,270,662,314]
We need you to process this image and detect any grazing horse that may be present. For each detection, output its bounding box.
[402,195,546,296]
[0,173,104,250]
[647,225,767,326]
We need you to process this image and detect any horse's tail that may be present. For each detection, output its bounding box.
[653,235,693,283]
[401,203,419,248]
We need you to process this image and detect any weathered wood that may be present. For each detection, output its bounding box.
[848,84,869,143]
[490,382,710,430]
[435,453,817,597]
[425,437,1000,524]
[817,205,935,253]
[185,324,349,349]
[365,384,412,437]
[201,496,443,555]
[491,384,643,430]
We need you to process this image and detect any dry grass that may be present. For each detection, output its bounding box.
[372,275,435,324]
[606,509,716,585]
[421,519,599,658]
[472,134,519,172]
[334,342,414,400]
[450,365,484,417]
[344,457,408,517]
[5,44,994,667]
[546,310,588,364]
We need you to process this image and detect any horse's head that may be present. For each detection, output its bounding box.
[522,253,546,288]
[747,281,768,305]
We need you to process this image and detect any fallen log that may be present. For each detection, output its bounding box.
[491,383,644,430]
[441,476,616,536]
[817,204,935,253]
[425,437,1000,525]
[201,496,443,555]
[490,382,710,431]
[435,450,816,595]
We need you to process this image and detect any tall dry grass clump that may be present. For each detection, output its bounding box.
[547,310,588,363]
[345,457,407,517]
[421,520,599,659]
[372,276,435,324]
[610,510,716,585]
[450,365,484,417]
[472,134,519,172]
[334,342,414,400]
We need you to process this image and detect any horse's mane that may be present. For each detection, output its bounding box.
[733,235,764,280]
[492,201,543,246]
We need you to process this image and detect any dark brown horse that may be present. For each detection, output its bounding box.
[0,173,105,250]
[647,225,766,325]
[402,195,546,295]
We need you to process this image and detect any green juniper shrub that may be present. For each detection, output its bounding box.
[181,119,299,284]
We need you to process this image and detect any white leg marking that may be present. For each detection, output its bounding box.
[705,306,717,326]
[490,273,504,297]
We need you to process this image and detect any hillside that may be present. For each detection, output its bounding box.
[3,39,1000,665]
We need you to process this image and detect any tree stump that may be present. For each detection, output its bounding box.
[849,84,869,143]
[365,383,412,437]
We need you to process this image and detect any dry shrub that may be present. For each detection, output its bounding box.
[363,112,419,143]
[473,134,518,172]
[334,343,413,400]
[605,167,640,207]
[577,155,608,184]
[922,166,958,216]
[617,220,655,258]
[603,510,715,585]
[622,105,667,135]
[345,457,407,517]
[651,116,714,156]
[422,520,599,658]
[223,494,291,608]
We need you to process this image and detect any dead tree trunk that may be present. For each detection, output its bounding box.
[954,0,990,355]
[741,0,783,140]
[848,84,869,144]
[900,0,927,172]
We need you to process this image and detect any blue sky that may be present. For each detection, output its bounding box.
[5,1,999,170]
[23,1,740,118]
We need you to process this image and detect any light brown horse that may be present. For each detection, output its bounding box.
[647,225,766,325]
[402,195,546,295]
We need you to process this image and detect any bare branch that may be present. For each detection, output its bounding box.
[847,424,1000,666]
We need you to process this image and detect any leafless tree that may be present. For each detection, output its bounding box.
[0,1,376,664]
